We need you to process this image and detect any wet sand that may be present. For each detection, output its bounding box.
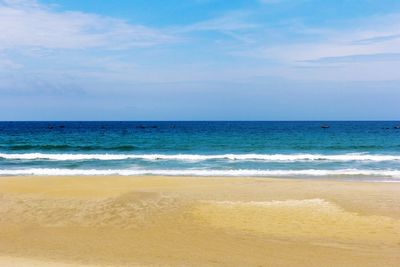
[0,176,399,266]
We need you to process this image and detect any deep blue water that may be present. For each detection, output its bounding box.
[0,121,400,180]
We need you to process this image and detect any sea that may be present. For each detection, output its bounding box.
[0,121,400,181]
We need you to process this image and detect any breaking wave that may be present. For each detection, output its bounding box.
[1,153,400,162]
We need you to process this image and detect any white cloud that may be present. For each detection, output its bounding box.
[222,13,400,81]
[0,0,174,51]
[1,0,399,85]
[0,57,22,69]
[170,11,260,45]
[175,11,258,33]
[246,13,400,64]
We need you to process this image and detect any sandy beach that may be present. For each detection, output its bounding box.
[0,176,399,266]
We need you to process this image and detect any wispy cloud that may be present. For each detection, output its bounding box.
[1,1,400,83]
[301,53,400,63]
[0,56,22,69]
[1,0,400,119]
[353,34,400,45]
[245,13,400,64]
[175,11,258,33]
[170,11,260,45]
[0,0,175,51]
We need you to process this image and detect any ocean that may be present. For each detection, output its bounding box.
[0,121,400,181]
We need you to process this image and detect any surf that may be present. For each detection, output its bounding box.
[1,153,400,162]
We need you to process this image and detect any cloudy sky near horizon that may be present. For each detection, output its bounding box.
[1,0,400,120]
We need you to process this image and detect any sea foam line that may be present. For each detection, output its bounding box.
[0,168,400,177]
[0,153,400,162]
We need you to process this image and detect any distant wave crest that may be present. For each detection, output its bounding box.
[2,145,137,151]
[1,153,400,162]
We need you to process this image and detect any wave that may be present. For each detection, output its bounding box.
[0,168,399,178]
[3,144,399,152]
[1,153,400,162]
[2,144,137,151]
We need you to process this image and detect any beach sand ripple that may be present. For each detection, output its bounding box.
[0,176,399,266]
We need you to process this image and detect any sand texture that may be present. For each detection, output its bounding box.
[0,176,399,266]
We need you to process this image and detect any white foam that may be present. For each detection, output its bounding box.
[0,168,400,178]
[0,153,400,162]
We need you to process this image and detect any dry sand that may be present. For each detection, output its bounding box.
[0,176,399,266]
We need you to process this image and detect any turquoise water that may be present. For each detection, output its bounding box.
[1,121,400,180]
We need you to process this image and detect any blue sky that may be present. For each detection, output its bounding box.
[1,0,400,120]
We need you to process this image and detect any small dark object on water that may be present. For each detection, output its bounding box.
[136,125,158,129]
[59,125,65,128]
[394,125,400,129]
[320,125,330,129]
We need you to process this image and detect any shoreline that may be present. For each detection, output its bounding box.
[0,175,399,266]
[1,174,399,184]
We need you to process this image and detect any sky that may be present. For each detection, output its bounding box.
[1,0,400,120]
